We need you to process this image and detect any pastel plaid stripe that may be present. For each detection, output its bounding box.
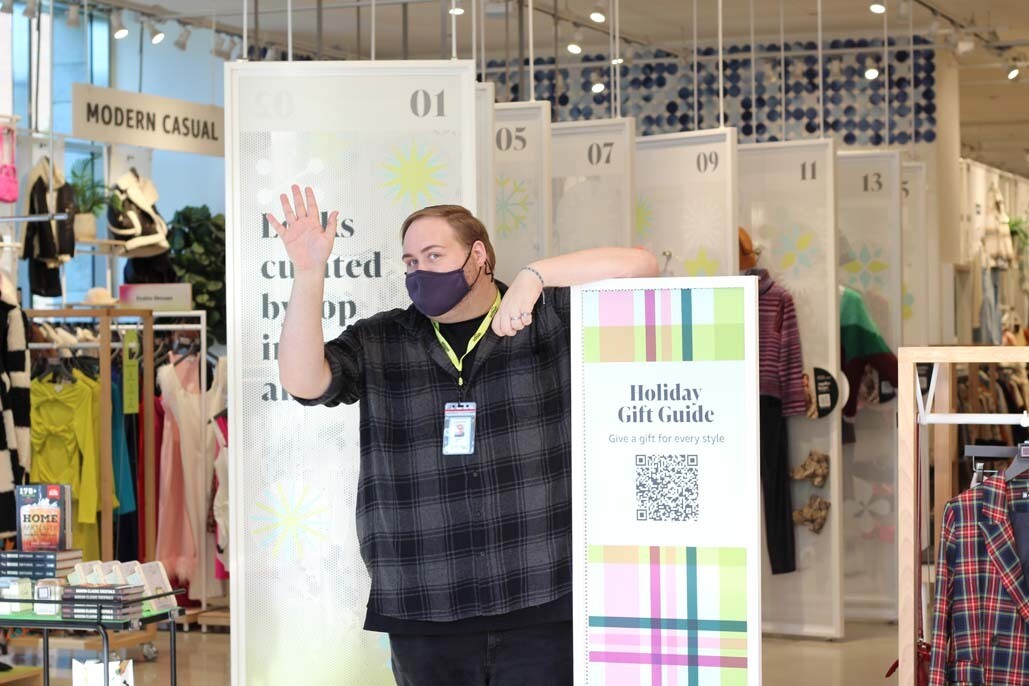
[587,545,748,685]
[583,289,745,363]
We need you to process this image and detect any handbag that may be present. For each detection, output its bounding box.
[0,126,17,204]
[884,425,931,685]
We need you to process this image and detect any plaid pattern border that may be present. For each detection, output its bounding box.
[583,288,745,364]
[587,545,748,685]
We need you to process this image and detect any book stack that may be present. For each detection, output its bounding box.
[0,578,33,614]
[34,578,67,616]
[0,550,82,581]
[61,584,145,622]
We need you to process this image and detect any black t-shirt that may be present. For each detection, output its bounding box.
[364,310,571,635]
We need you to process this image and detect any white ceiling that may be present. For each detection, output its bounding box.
[123,0,1029,175]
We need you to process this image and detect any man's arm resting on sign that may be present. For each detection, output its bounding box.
[529,247,659,287]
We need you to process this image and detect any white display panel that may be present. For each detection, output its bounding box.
[551,118,635,254]
[475,82,496,234]
[491,101,552,283]
[837,150,902,622]
[902,163,929,346]
[571,277,761,686]
[635,129,738,276]
[739,140,843,639]
[225,60,477,686]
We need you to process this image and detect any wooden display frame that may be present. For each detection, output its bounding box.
[897,346,1029,685]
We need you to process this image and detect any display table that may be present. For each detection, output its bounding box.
[0,667,43,686]
[0,591,184,686]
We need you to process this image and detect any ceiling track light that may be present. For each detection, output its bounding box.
[869,3,886,15]
[22,0,38,19]
[212,34,227,58]
[66,3,80,27]
[590,2,606,23]
[110,9,128,40]
[146,18,165,45]
[226,37,241,60]
[1007,58,1022,81]
[863,57,880,80]
[0,0,12,15]
[174,24,191,51]
[566,26,583,55]
[448,1,464,16]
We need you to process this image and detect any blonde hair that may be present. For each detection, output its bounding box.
[400,205,496,273]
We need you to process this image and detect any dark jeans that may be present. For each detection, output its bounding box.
[389,621,572,686]
[760,395,797,574]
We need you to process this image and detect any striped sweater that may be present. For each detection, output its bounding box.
[749,268,806,416]
[0,269,30,536]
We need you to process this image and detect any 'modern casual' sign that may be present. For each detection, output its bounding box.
[73,83,224,157]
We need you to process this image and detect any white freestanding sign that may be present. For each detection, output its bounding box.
[571,277,761,686]
[739,140,843,639]
[635,129,739,276]
[491,101,552,283]
[902,162,929,346]
[225,61,477,686]
[475,82,496,235]
[837,150,903,622]
[551,118,635,254]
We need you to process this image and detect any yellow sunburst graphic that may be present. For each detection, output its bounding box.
[683,247,720,276]
[252,481,329,559]
[382,143,446,208]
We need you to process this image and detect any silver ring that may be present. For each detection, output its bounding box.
[520,312,531,318]
[510,316,520,321]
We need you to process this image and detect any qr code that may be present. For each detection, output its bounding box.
[818,393,831,409]
[635,454,699,522]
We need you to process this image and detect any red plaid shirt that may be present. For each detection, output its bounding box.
[930,476,1029,685]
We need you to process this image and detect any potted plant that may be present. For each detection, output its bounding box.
[168,205,227,344]
[69,157,106,241]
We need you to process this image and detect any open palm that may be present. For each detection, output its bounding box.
[266,185,339,272]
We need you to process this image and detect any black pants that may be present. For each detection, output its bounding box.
[389,621,572,686]
[760,395,796,574]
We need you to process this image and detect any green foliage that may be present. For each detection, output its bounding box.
[168,205,226,344]
[1011,217,1029,251]
[69,158,107,215]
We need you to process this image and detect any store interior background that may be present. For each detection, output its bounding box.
[2,0,1029,684]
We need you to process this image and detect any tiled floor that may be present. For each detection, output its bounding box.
[4,621,899,685]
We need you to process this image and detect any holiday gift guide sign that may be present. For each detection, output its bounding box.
[571,277,761,686]
[225,61,476,686]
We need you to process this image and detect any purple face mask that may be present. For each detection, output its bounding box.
[405,248,482,317]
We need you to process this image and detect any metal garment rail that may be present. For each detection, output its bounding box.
[25,308,156,563]
[897,346,1029,685]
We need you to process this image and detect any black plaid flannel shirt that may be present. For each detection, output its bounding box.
[295,285,572,622]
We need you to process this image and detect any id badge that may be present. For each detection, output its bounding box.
[443,402,477,455]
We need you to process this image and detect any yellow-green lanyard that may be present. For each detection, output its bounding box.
[431,291,501,386]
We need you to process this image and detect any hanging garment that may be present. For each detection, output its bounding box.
[840,287,898,444]
[154,396,196,581]
[212,412,228,576]
[930,476,1029,685]
[747,268,807,417]
[137,394,165,563]
[29,377,100,559]
[20,157,76,297]
[156,356,224,600]
[760,396,796,575]
[979,267,1003,345]
[982,184,1015,269]
[107,170,169,258]
[0,270,30,535]
[111,372,138,562]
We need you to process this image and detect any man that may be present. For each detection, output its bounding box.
[269,185,657,685]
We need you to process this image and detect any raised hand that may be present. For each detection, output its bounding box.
[266,185,339,273]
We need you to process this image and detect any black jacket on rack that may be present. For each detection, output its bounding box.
[21,158,75,297]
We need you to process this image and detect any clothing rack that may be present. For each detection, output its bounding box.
[25,308,156,562]
[897,346,1029,685]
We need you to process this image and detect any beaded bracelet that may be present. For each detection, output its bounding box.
[521,266,546,304]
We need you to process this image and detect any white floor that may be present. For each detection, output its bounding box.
[7,621,899,685]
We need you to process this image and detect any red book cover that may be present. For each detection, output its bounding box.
[15,484,72,551]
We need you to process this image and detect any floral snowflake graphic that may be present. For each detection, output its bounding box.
[382,143,446,208]
[902,284,915,321]
[771,226,819,277]
[251,481,329,560]
[495,175,532,237]
[840,243,890,291]
[635,196,654,240]
[682,247,720,276]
